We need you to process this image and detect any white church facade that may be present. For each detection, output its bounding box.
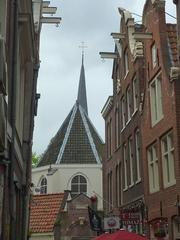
[32,56,104,211]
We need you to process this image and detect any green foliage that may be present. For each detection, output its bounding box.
[32,152,41,168]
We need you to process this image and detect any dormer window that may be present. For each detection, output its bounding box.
[124,49,129,77]
[151,43,157,68]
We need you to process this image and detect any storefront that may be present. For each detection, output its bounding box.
[119,200,147,235]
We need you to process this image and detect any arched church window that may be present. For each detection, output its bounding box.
[40,177,47,194]
[71,175,87,198]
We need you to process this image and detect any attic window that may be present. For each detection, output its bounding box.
[151,43,158,68]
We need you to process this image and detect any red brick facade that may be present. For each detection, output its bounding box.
[102,0,179,239]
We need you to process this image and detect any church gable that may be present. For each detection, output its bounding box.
[60,107,97,164]
[37,110,73,167]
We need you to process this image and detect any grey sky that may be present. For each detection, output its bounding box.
[33,0,176,155]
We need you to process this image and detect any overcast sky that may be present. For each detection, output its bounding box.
[33,0,176,155]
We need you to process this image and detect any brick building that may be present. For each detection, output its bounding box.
[101,0,179,239]
[0,1,60,239]
[101,7,146,235]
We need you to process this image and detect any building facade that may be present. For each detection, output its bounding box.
[101,7,146,235]
[101,0,179,239]
[31,57,104,212]
[0,1,60,239]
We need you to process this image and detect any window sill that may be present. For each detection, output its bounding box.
[132,109,138,117]
[135,179,141,184]
[149,188,160,194]
[129,183,135,188]
[151,116,163,127]
[163,180,176,189]
[123,187,128,192]
[126,118,131,126]
[121,127,125,133]
[124,71,129,80]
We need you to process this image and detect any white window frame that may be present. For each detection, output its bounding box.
[148,144,159,193]
[132,77,138,114]
[123,144,128,191]
[135,129,141,183]
[161,132,176,188]
[124,49,129,77]
[121,96,125,130]
[71,175,87,197]
[126,86,131,122]
[128,137,134,187]
[151,43,157,68]
[115,107,120,148]
[150,74,163,126]
[40,177,47,194]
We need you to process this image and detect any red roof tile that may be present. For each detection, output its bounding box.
[166,24,178,66]
[29,193,65,233]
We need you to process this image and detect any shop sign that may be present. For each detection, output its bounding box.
[120,212,141,225]
[104,217,120,230]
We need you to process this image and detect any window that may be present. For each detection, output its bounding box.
[123,144,128,190]
[128,137,134,186]
[150,74,163,125]
[108,171,113,211]
[115,107,120,148]
[124,49,129,76]
[161,132,176,187]
[126,86,131,122]
[151,43,157,68]
[121,96,125,129]
[133,77,138,113]
[135,129,141,182]
[40,177,47,194]
[116,165,119,206]
[71,175,87,198]
[148,144,159,193]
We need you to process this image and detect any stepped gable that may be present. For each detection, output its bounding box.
[166,24,178,66]
[37,56,103,167]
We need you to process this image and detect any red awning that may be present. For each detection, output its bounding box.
[95,230,148,240]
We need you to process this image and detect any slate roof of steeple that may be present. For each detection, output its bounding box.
[37,57,103,167]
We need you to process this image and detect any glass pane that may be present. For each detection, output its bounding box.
[71,184,78,192]
[72,176,78,184]
[80,185,87,193]
[80,176,86,183]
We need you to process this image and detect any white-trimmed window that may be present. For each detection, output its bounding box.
[115,107,120,148]
[121,96,125,129]
[71,175,87,198]
[123,144,128,190]
[128,137,134,186]
[133,77,138,113]
[135,129,141,182]
[161,132,176,187]
[151,43,157,68]
[124,49,129,76]
[40,177,47,194]
[148,144,159,193]
[150,74,163,125]
[126,86,131,122]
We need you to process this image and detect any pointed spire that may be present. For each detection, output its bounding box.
[77,53,88,115]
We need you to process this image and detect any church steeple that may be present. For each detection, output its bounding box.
[77,54,88,115]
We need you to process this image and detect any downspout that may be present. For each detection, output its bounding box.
[9,0,19,239]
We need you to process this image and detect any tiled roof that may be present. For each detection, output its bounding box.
[166,24,178,66]
[29,193,65,233]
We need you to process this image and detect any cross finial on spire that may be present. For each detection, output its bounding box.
[79,41,88,63]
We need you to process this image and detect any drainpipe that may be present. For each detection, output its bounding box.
[9,0,19,239]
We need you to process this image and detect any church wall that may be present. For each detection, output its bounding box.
[32,164,103,210]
